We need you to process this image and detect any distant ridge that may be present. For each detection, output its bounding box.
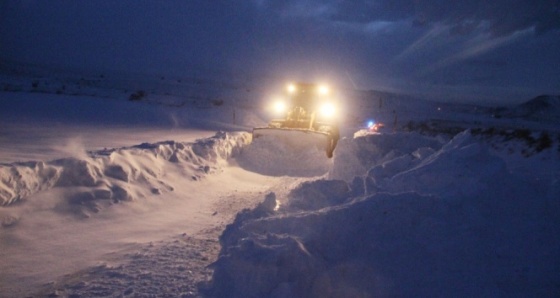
[518,95,560,111]
[497,95,560,122]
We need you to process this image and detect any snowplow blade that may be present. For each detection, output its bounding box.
[252,127,336,157]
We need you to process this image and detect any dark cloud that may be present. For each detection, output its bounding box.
[332,0,415,23]
[266,0,560,37]
[1,1,558,103]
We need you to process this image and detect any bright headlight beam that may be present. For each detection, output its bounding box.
[287,84,296,93]
[318,85,329,95]
[320,102,335,117]
[274,101,286,113]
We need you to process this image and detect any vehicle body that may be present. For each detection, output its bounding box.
[368,121,385,132]
[253,82,340,158]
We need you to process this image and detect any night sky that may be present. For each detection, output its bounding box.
[1,1,559,103]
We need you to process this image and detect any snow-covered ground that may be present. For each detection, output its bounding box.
[1,70,559,297]
[213,131,560,297]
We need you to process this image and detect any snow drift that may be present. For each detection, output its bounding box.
[209,131,560,297]
[0,132,249,217]
[329,132,444,182]
[236,134,332,177]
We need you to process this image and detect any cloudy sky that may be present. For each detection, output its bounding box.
[1,0,559,103]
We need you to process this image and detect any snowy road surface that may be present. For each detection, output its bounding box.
[1,161,290,296]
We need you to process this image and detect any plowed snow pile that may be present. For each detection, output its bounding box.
[0,132,249,212]
[236,135,332,177]
[209,131,560,297]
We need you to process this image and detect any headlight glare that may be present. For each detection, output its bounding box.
[274,101,287,113]
[320,102,335,117]
[318,85,329,95]
[287,84,296,93]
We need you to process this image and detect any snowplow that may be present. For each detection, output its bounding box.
[253,82,340,158]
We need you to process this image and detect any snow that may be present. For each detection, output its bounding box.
[1,70,560,297]
[0,131,249,207]
[210,131,560,297]
[237,134,332,177]
[329,131,444,182]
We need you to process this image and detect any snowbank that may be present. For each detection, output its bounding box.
[329,131,444,182]
[210,131,560,297]
[0,132,249,213]
[236,134,332,177]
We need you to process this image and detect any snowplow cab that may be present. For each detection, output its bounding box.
[253,82,340,158]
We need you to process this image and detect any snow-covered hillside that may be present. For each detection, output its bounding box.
[1,68,559,297]
[496,95,560,122]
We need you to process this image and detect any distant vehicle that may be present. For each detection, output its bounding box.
[353,120,387,138]
[367,121,385,132]
[253,82,340,158]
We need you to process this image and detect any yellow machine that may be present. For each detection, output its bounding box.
[253,82,340,158]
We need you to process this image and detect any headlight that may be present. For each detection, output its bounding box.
[318,85,329,95]
[319,102,335,117]
[287,83,296,93]
[274,101,287,113]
